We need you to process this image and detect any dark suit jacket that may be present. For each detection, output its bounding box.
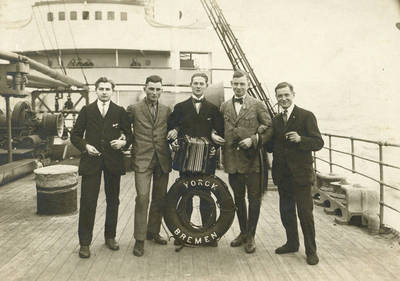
[127,99,172,173]
[270,105,324,186]
[71,100,132,176]
[167,97,224,140]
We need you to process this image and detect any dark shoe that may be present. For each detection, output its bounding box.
[230,233,247,247]
[105,238,120,251]
[306,254,319,265]
[207,240,218,247]
[174,239,182,246]
[133,240,144,257]
[147,233,167,245]
[79,245,90,258]
[275,244,299,254]
[245,236,256,254]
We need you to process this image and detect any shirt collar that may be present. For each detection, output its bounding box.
[284,103,295,118]
[233,93,247,101]
[191,94,204,101]
[97,99,110,107]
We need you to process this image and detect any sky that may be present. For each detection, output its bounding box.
[1,0,400,142]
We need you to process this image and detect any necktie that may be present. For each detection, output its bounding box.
[234,97,243,104]
[101,103,106,117]
[282,109,288,125]
[150,104,156,121]
[193,98,202,114]
[193,99,203,103]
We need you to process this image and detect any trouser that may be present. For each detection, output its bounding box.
[134,154,169,241]
[179,171,216,226]
[79,168,121,246]
[228,172,262,237]
[278,170,316,256]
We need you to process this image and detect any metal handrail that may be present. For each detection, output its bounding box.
[314,133,400,229]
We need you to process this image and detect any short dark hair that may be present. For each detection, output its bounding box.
[190,72,208,84]
[275,82,294,93]
[95,77,115,90]
[232,69,249,80]
[145,75,162,85]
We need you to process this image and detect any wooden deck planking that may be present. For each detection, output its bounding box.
[0,169,399,281]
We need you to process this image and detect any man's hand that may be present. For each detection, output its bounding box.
[285,131,301,143]
[238,137,253,150]
[86,144,101,156]
[110,138,127,150]
[211,132,225,146]
[167,129,178,140]
[170,139,180,152]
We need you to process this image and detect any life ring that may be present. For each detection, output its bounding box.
[164,175,235,246]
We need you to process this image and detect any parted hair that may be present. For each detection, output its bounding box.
[145,75,163,85]
[95,77,115,90]
[190,72,209,84]
[275,82,294,93]
[232,69,250,80]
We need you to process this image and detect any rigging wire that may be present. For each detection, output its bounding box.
[32,6,52,66]
[35,4,61,69]
[46,0,67,75]
[62,0,89,85]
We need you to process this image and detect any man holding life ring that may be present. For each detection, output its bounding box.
[220,70,273,254]
[167,72,224,247]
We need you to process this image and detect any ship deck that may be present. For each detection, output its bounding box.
[0,167,399,281]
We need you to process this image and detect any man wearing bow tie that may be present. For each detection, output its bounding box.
[71,77,132,258]
[270,82,323,265]
[167,72,224,246]
[127,75,172,257]
[220,70,272,254]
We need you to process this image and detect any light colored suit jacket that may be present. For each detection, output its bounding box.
[220,95,272,174]
[127,99,172,173]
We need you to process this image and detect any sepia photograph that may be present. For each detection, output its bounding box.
[0,0,399,280]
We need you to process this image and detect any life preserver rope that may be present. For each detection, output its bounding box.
[164,175,235,246]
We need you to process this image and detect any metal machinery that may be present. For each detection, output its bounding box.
[200,0,276,118]
[0,50,88,164]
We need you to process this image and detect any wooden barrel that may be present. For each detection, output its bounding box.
[34,165,78,215]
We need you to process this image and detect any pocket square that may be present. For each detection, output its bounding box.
[112,123,119,128]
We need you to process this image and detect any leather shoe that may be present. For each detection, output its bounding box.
[275,244,299,254]
[245,236,256,254]
[230,233,247,247]
[306,254,319,265]
[79,245,90,258]
[133,240,144,257]
[105,238,120,251]
[146,233,167,245]
[207,240,218,247]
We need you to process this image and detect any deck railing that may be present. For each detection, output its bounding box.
[313,133,400,229]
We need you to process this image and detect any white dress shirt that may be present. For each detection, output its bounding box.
[97,100,110,117]
[192,94,204,114]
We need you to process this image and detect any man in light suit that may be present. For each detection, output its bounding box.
[220,70,272,254]
[167,72,224,246]
[127,75,171,257]
[270,82,324,265]
[71,77,132,258]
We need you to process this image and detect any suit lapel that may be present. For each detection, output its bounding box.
[235,96,251,123]
[140,99,154,125]
[285,105,298,132]
[92,100,103,120]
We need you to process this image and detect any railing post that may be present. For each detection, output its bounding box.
[313,151,317,171]
[351,138,355,173]
[329,135,332,173]
[379,143,384,229]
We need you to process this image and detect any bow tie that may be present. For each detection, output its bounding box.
[234,97,244,104]
[193,98,203,104]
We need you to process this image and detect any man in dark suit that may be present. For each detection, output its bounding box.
[270,82,324,265]
[126,75,171,257]
[167,72,224,246]
[220,70,272,254]
[71,77,132,258]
